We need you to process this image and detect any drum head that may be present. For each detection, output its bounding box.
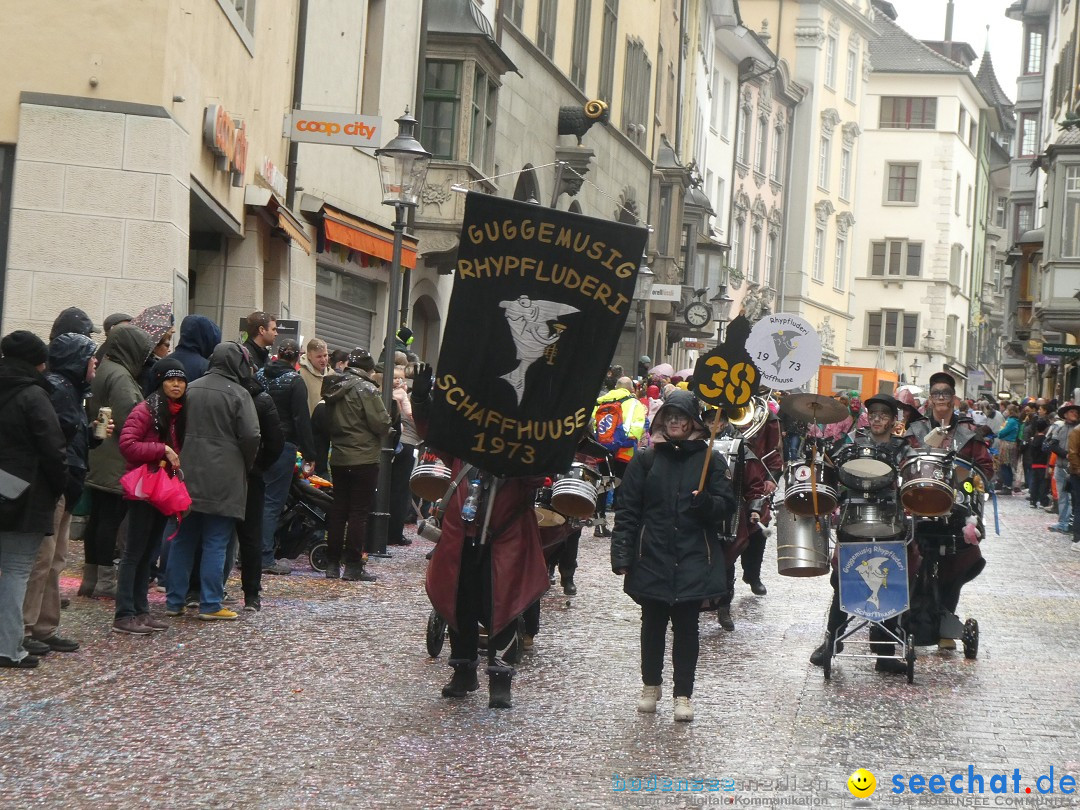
[535,507,567,528]
[901,485,953,517]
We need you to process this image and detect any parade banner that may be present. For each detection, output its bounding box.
[838,540,910,622]
[427,192,648,477]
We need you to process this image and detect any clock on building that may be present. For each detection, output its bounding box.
[684,301,713,329]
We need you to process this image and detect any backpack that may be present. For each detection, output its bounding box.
[595,396,634,451]
[1047,426,1067,458]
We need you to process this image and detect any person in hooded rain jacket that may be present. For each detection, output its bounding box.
[22,332,101,655]
[49,307,97,342]
[168,314,222,383]
[610,389,736,723]
[82,324,154,598]
[0,331,67,668]
[164,343,260,621]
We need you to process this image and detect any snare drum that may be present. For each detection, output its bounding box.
[899,452,954,516]
[838,499,906,539]
[534,486,566,528]
[551,463,601,519]
[783,461,839,516]
[409,455,453,501]
[835,444,896,492]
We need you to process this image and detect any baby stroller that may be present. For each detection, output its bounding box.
[274,473,332,573]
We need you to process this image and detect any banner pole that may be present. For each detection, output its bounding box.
[698,409,723,492]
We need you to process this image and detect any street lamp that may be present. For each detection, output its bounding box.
[910,357,923,386]
[371,109,431,558]
[633,256,655,368]
[710,284,734,339]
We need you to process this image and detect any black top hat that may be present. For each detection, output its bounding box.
[863,394,900,414]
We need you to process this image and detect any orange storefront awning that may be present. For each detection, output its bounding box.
[323,207,418,269]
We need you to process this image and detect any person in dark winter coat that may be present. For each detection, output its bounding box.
[49,307,97,341]
[82,324,155,598]
[22,332,101,656]
[164,342,260,620]
[114,359,187,635]
[611,389,736,722]
[255,340,316,575]
[0,331,67,668]
[168,314,221,383]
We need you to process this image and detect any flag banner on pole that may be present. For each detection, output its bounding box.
[427,192,648,477]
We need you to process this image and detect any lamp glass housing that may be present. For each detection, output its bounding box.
[375,112,432,207]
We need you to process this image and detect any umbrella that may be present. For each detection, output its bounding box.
[676,368,695,379]
[649,362,674,377]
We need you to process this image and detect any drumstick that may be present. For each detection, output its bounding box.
[698,409,724,492]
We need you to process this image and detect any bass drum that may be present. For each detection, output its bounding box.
[410,454,452,501]
[784,461,839,516]
[899,452,954,516]
[776,514,831,577]
[551,463,600,519]
[534,486,566,528]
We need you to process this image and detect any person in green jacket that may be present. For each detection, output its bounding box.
[321,348,392,581]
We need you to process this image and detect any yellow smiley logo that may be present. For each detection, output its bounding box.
[847,768,877,798]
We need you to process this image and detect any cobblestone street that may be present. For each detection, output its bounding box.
[2,495,1079,809]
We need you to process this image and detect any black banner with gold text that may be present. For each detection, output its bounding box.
[427,192,648,477]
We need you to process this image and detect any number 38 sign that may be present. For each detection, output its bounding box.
[692,346,760,407]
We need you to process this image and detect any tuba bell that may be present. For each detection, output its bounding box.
[723,396,769,440]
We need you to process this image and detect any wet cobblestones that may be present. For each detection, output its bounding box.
[2,495,1079,808]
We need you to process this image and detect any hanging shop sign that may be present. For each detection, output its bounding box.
[257,157,288,200]
[283,110,383,148]
[203,105,249,187]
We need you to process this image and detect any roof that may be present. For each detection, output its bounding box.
[427,0,518,75]
[974,50,1016,128]
[869,9,969,74]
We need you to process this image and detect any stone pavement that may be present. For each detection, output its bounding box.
[2,494,1080,809]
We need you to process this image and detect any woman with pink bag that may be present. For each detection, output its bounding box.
[113,359,187,635]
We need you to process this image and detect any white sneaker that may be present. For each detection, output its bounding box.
[674,696,694,722]
[637,685,661,713]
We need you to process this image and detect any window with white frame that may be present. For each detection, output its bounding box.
[834,234,847,291]
[766,232,777,288]
[870,240,922,277]
[737,104,750,164]
[958,107,967,136]
[955,173,961,215]
[771,124,783,182]
[1019,112,1038,157]
[813,227,825,282]
[969,120,977,149]
[621,37,651,148]
[818,134,831,190]
[946,315,959,356]
[825,34,837,88]
[879,97,937,129]
[1025,28,1045,74]
[470,69,497,172]
[570,0,591,90]
[1015,202,1033,239]
[505,0,524,26]
[1062,165,1080,257]
[867,310,919,348]
[749,225,761,283]
[710,68,720,130]
[886,163,918,203]
[995,195,1007,228]
[845,47,858,101]
[994,259,1005,292]
[732,218,744,272]
[715,177,725,237]
[537,0,558,58]
[949,244,963,286]
[598,0,618,103]
[755,115,768,174]
[840,147,851,200]
[721,79,732,139]
[966,185,973,226]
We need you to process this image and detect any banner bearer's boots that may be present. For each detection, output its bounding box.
[487,664,514,709]
[441,659,479,698]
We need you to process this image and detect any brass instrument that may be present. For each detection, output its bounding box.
[722,396,770,440]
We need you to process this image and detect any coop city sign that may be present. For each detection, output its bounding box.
[203,105,248,187]
[283,110,383,148]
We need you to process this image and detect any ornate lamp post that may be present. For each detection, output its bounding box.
[370,110,431,557]
[711,284,734,340]
[633,256,655,368]
[910,357,923,386]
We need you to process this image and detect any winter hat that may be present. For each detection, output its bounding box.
[277,339,301,362]
[1,330,49,366]
[397,326,414,346]
[647,384,661,399]
[49,307,97,341]
[152,358,188,389]
[132,303,174,343]
[348,347,375,371]
[103,312,134,333]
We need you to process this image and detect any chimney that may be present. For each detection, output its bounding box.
[944,0,955,61]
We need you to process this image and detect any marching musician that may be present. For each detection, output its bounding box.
[905,371,993,651]
[715,401,780,632]
[810,394,917,673]
[411,364,549,710]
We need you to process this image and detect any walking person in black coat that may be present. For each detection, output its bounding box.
[0,331,67,669]
[610,389,735,722]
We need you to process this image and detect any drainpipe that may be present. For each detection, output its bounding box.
[675,0,688,152]
[285,0,309,209]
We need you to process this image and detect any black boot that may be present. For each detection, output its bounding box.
[561,576,577,596]
[487,665,513,709]
[441,659,479,698]
[342,562,376,582]
[716,605,735,632]
[325,559,340,579]
[742,530,767,595]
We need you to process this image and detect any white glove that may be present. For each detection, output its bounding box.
[962,516,981,545]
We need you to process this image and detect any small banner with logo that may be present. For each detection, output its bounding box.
[426,192,648,477]
[837,540,910,621]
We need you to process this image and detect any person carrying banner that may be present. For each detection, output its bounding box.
[611,390,735,721]
[412,364,548,709]
[591,376,647,536]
